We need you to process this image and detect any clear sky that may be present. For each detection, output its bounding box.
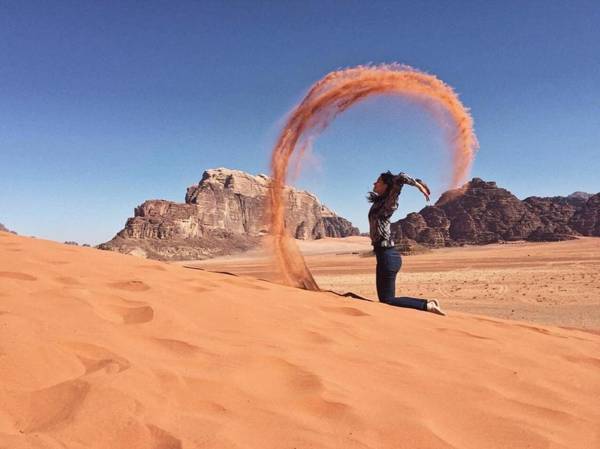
[1,0,599,245]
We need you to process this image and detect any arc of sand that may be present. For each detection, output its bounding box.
[269,64,478,290]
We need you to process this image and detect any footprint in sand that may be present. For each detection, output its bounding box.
[303,330,334,344]
[89,296,154,325]
[320,306,370,317]
[18,379,90,433]
[245,356,324,393]
[303,396,353,419]
[147,424,183,449]
[108,280,151,292]
[0,271,37,281]
[54,276,81,285]
[239,356,356,421]
[96,303,154,324]
[62,342,131,375]
[562,354,600,368]
[150,338,212,357]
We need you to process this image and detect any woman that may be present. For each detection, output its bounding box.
[368,171,445,315]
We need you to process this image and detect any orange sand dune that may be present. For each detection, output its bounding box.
[1,232,599,449]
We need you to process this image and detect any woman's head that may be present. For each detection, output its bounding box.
[373,171,394,195]
[368,171,395,202]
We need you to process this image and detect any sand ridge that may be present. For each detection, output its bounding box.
[1,232,599,448]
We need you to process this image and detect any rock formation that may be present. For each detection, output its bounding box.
[522,195,581,237]
[391,178,598,248]
[570,193,600,237]
[567,191,592,203]
[100,168,359,260]
[0,223,16,234]
[523,192,600,239]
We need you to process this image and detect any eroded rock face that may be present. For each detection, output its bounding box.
[391,178,597,248]
[99,168,359,260]
[442,179,544,243]
[522,196,581,235]
[570,193,600,236]
[523,192,600,237]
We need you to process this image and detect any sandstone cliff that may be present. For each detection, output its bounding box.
[391,178,599,248]
[99,168,359,260]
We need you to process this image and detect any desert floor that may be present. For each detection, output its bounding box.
[1,232,599,448]
[185,236,600,332]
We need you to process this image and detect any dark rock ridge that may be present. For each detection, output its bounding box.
[391,178,599,248]
[99,168,359,260]
[569,193,600,237]
[0,223,17,234]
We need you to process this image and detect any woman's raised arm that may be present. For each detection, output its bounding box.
[395,173,430,202]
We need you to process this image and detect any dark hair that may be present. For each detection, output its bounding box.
[367,171,395,203]
[379,171,395,188]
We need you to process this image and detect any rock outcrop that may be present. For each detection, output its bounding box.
[570,193,600,236]
[391,179,598,248]
[523,192,600,238]
[0,223,16,234]
[100,168,359,260]
[522,196,581,236]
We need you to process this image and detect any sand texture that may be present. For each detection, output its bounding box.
[1,232,599,448]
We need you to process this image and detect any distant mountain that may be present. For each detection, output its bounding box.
[568,191,592,201]
[0,223,17,234]
[99,168,359,260]
[391,178,599,248]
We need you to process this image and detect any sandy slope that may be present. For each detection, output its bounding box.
[1,232,599,449]
[192,236,600,332]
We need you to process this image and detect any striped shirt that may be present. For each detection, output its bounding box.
[368,173,417,248]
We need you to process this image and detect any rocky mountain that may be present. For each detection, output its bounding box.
[569,193,600,237]
[99,168,359,260]
[0,223,16,234]
[391,178,599,248]
[568,191,592,202]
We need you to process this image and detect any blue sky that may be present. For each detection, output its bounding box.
[1,1,599,244]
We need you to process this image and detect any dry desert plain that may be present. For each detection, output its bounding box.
[1,231,599,449]
[189,236,600,332]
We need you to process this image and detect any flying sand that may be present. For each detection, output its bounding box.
[268,64,478,290]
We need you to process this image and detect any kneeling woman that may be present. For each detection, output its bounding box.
[368,171,445,315]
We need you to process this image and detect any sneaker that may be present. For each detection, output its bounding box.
[427,299,446,316]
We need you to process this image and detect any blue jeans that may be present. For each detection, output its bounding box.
[375,247,427,311]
